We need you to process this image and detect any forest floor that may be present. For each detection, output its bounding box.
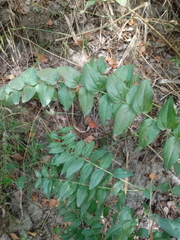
[0,0,180,239]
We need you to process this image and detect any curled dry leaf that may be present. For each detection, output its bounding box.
[85,135,95,143]
[107,57,118,69]
[9,233,20,240]
[37,54,49,63]
[89,120,96,129]
[11,154,23,161]
[28,232,37,237]
[149,172,157,180]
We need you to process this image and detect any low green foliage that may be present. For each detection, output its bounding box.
[0,57,180,239]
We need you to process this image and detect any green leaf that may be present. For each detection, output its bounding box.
[42,166,49,177]
[78,87,94,116]
[126,85,139,106]
[116,191,126,211]
[138,119,160,148]
[99,95,112,126]
[154,215,180,239]
[79,163,93,183]
[35,178,42,189]
[114,64,134,86]
[97,188,107,208]
[66,158,84,177]
[37,68,59,85]
[113,103,136,136]
[114,168,133,178]
[62,132,77,145]
[15,176,25,189]
[22,85,36,103]
[133,79,152,113]
[82,141,95,158]
[51,152,74,165]
[111,181,123,195]
[21,68,39,86]
[173,122,180,137]
[77,186,88,207]
[171,186,180,196]
[81,64,105,93]
[115,0,128,7]
[70,218,82,230]
[105,224,122,239]
[9,76,25,90]
[143,185,156,199]
[174,162,180,177]
[107,74,128,102]
[163,136,180,170]
[58,85,75,110]
[89,169,104,189]
[57,66,81,88]
[11,90,21,104]
[75,140,86,157]
[91,150,107,163]
[48,143,64,154]
[100,152,113,169]
[35,82,55,107]
[88,57,107,74]
[58,181,71,199]
[34,170,42,178]
[157,97,178,130]
[136,228,149,238]
[42,179,52,198]
[84,0,96,11]
[160,182,170,193]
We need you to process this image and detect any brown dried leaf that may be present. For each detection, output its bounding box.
[46,19,53,26]
[149,172,157,180]
[37,54,49,63]
[89,120,96,129]
[155,56,161,63]
[107,57,118,69]
[28,232,37,237]
[128,18,135,25]
[11,154,23,161]
[49,198,60,208]
[32,193,39,202]
[9,233,20,240]
[85,135,95,143]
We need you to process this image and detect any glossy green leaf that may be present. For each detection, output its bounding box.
[89,169,104,189]
[51,152,73,165]
[154,215,180,239]
[9,76,24,90]
[157,97,178,130]
[138,119,160,148]
[111,181,123,195]
[99,95,112,126]
[78,87,94,116]
[57,66,81,88]
[77,186,88,207]
[82,141,95,158]
[81,64,105,93]
[113,103,136,136]
[58,85,75,110]
[37,68,59,85]
[22,85,36,103]
[100,152,113,169]
[42,179,52,198]
[171,186,180,196]
[163,136,180,170]
[21,68,39,86]
[66,158,84,177]
[75,140,86,157]
[11,90,21,104]
[133,79,152,113]
[79,163,93,183]
[114,168,133,179]
[114,64,134,86]
[107,74,128,103]
[36,82,55,107]
[173,122,180,137]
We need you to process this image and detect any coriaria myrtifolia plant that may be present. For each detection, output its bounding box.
[0,57,179,239]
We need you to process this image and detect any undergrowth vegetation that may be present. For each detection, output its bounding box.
[0,57,180,239]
